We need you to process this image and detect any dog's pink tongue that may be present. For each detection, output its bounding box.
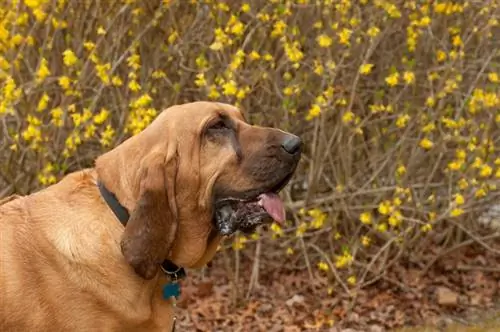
[258,193,286,224]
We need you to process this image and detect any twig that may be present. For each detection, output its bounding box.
[420,233,500,276]
[246,236,262,300]
[456,265,500,273]
[234,243,241,305]
[299,235,314,281]
[221,246,238,308]
[307,242,350,294]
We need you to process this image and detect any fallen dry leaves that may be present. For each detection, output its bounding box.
[176,239,499,331]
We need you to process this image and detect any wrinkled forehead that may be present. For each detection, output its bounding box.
[154,102,249,132]
[169,101,246,123]
[214,102,247,122]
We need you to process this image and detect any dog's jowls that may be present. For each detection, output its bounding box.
[0,101,301,331]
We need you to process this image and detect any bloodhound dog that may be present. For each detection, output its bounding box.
[0,102,301,331]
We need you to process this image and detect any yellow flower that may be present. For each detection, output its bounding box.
[96,63,111,85]
[448,160,463,171]
[337,28,352,45]
[436,50,447,62]
[241,3,250,13]
[271,20,287,38]
[450,208,464,217]
[62,49,78,67]
[207,85,220,99]
[359,63,374,75]
[94,108,109,125]
[0,56,9,71]
[396,114,410,128]
[458,178,469,190]
[342,111,354,124]
[367,26,380,38]
[33,8,46,22]
[376,223,387,232]
[58,76,71,90]
[50,107,64,127]
[309,209,327,229]
[479,164,493,177]
[396,165,406,176]
[427,211,436,222]
[306,104,321,121]
[317,261,329,271]
[128,80,141,92]
[419,138,434,150]
[130,94,153,109]
[347,276,356,285]
[222,80,237,96]
[167,30,178,44]
[361,236,371,247]
[111,76,123,86]
[419,16,431,27]
[425,96,436,107]
[385,72,399,86]
[36,58,51,82]
[83,41,95,51]
[488,72,499,83]
[454,194,465,205]
[232,236,247,251]
[229,17,244,36]
[37,93,50,112]
[378,201,392,215]
[313,21,323,29]
[456,149,466,160]
[335,252,353,269]
[475,187,487,198]
[263,53,273,62]
[283,87,293,96]
[286,247,294,255]
[359,212,372,225]
[316,34,333,48]
[295,222,308,237]
[195,73,207,87]
[421,223,432,232]
[388,210,402,227]
[284,41,304,63]
[313,61,324,75]
[152,70,166,79]
[270,223,283,237]
[248,51,260,61]
[403,71,415,85]
[452,35,462,47]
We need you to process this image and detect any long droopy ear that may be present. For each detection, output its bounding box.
[120,151,178,280]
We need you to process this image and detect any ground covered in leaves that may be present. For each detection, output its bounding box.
[176,240,499,332]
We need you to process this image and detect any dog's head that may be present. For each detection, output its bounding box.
[96,102,301,279]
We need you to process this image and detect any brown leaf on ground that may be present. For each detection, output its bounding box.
[436,286,459,307]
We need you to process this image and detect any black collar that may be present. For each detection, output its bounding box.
[97,181,185,281]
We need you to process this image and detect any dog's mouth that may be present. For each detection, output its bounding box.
[213,173,292,235]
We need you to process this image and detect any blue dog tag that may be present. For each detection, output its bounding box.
[163,282,181,300]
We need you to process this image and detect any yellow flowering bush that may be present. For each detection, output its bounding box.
[1,0,499,300]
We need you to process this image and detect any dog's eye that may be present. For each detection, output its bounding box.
[208,120,229,132]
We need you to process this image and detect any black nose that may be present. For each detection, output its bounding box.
[281,135,302,154]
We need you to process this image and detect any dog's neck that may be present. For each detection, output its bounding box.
[97,180,186,288]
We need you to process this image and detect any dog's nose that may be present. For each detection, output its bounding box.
[281,134,302,155]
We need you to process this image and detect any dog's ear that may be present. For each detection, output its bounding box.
[120,151,178,280]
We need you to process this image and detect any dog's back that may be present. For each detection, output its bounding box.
[0,173,122,331]
[0,195,52,331]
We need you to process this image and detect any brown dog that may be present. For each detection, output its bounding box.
[0,102,301,331]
